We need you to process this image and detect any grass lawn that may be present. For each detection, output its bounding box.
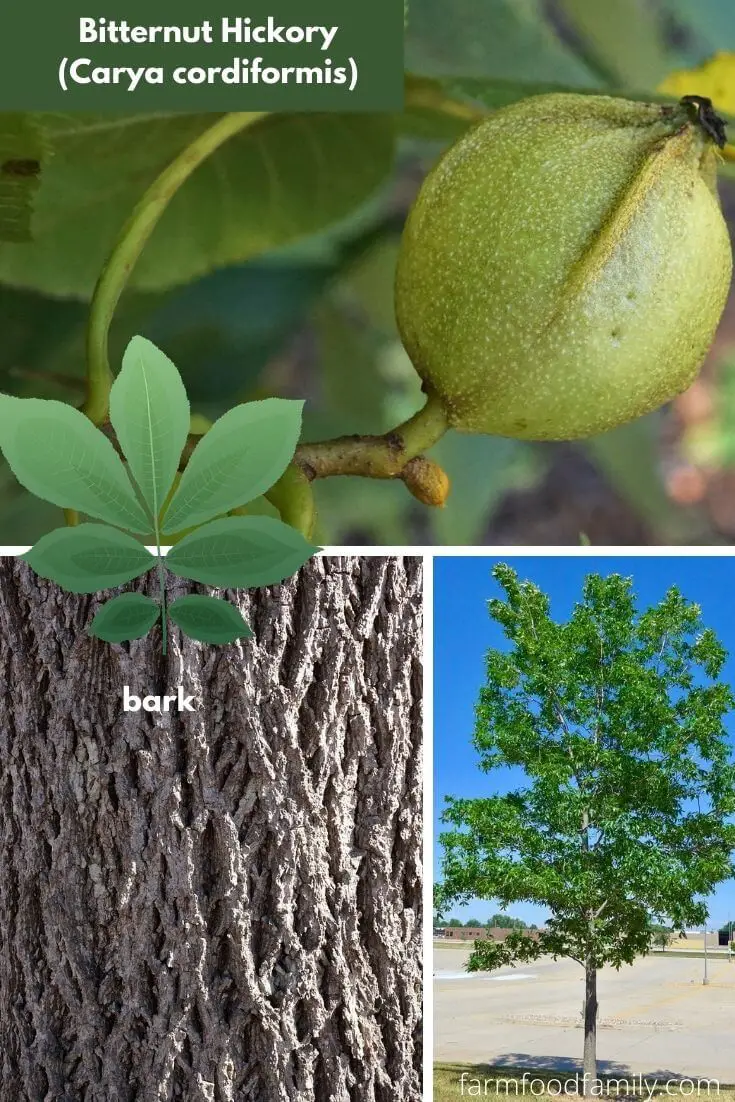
[434,1064,735,1101]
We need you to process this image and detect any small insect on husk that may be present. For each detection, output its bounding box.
[680,95,728,149]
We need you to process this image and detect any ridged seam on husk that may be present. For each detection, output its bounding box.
[541,124,705,336]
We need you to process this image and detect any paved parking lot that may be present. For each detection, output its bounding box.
[435,945,735,1080]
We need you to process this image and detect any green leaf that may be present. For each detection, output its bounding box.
[0,114,48,243]
[556,0,669,89]
[109,336,190,521]
[401,71,677,145]
[168,594,252,644]
[311,473,411,544]
[88,592,159,643]
[0,114,395,299]
[401,74,598,143]
[162,399,302,535]
[405,0,598,83]
[0,396,152,532]
[429,433,539,544]
[315,301,389,434]
[665,0,735,58]
[144,260,337,406]
[165,515,318,588]
[22,523,155,593]
[583,418,703,544]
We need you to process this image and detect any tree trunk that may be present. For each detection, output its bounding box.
[582,959,598,1094]
[0,556,423,1102]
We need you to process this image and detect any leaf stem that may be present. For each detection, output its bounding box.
[264,464,316,538]
[84,111,268,425]
[404,74,487,124]
[157,555,168,657]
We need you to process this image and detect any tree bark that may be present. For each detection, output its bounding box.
[582,959,598,1094]
[0,556,423,1102]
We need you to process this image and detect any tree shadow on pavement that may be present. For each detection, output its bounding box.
[492,1055,702,1078]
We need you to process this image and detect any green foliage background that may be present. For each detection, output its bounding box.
[3,0,735,545]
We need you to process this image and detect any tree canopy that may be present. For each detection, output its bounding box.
[438,564,735,975]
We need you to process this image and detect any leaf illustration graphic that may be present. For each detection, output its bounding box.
[168,595,252,644]
[162,399,302,535]
[0,396,151,532]
[110,336,190,521]
[165,515,319,588]
[88,593,160,643]
[23,524,155,593]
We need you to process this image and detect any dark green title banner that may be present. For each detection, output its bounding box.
[0,1,403,110]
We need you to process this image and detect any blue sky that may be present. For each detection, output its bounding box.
[433,555,735,930]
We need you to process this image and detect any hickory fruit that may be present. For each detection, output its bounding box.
[395,93,733,440]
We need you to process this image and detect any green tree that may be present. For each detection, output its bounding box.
[651,926,672,951]
[464,918,484,927]
[438,565,735,1092]
[488,913,527,929]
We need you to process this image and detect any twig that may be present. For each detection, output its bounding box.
[293,391,450,506]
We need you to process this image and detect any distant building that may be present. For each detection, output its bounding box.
[434,926,543,942]
[668,929,721,949]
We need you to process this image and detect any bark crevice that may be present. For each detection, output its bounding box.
[0,557,422,1102]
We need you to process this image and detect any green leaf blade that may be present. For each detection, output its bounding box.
[22,524,155,593]
[406,0,597,85]
[169,594,252,644]
[555,0,668,89]
[88,592,159,643]
[0,114,395,299]
[109,336,190,521]
[165,515,318,588]
[162,399,303,535]
[663,0,735,59]
[0,396,152,532]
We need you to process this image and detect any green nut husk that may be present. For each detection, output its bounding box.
[395,93,733,441]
